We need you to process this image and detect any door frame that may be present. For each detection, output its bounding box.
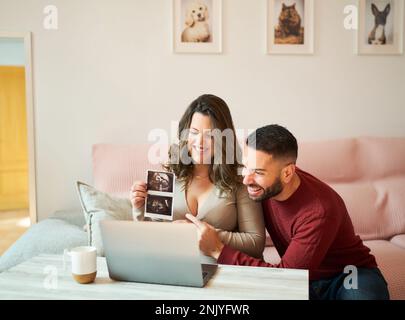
[0,31,37,224]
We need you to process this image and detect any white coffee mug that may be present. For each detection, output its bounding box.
[63,246,97,284]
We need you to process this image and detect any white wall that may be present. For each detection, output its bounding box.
[0,38,24,65]
[0,0,404,220]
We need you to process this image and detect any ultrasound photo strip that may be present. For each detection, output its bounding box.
[144,170,176,221]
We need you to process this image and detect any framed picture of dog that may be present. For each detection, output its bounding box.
[267,0,314,55]
[173,0,222,53]
[356,0,404,55]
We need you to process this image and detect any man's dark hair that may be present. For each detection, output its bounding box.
[246,124,298,163]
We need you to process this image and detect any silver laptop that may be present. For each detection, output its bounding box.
[99,220,218,287]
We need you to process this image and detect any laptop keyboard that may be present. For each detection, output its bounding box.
[202,271,208,279]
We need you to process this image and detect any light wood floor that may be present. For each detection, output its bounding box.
[0,209,30,256]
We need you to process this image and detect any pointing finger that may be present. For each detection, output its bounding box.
[185,214,204,229]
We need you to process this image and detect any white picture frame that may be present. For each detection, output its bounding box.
[267,0,314,55]
[173,0,222,53]
[356,0,404,55]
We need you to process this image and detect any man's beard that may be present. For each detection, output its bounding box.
[247,177,283,202]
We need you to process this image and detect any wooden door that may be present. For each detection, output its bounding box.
[0,66,28,210]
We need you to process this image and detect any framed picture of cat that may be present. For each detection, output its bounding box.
[267,0,314,54]
[356,0,404,55]
[172,0,222,53]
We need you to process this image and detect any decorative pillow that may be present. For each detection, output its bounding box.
[76,181,133,256]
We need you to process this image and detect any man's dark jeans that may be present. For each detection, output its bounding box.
[309,267,390,300]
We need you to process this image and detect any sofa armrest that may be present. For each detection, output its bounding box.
[49,209,86,228]
[390,234,405,250]
[0,218,87,273]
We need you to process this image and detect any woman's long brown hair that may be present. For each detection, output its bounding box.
[163,94,242,196]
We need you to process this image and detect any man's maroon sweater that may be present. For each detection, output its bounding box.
[218,168,377,281]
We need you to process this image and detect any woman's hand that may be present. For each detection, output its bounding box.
[130,181,147,209]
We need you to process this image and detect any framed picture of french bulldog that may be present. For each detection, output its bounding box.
[357,0,404,55]
[267,0,315,55]
[173,0,222,53]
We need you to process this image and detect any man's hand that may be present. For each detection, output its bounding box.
[185,214,224,259]
[172,219,191,224]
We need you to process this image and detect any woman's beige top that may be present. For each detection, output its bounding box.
[132,181,266,259]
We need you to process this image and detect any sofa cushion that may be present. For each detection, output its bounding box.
[298,137,405,241]
[298,137,405,183]
[364,240,405,300]
[390,234,405,250]
[357,137,405,181]
[0,218,87,273]
[93,144,163,198]
[297,138,362,183]
[330,176,405,241]
[76,181,133,256]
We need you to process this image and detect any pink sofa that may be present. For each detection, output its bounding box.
[92,137,405,300]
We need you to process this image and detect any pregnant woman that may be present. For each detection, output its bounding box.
[131,94,265,259]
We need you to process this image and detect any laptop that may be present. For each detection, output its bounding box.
[99,220,218,287]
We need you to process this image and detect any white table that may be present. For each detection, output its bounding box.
[0,254,308,300]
